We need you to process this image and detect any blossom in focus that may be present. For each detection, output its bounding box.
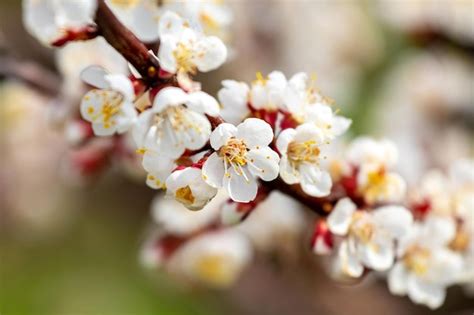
[327,198,413,277]
[157,11,227,82]
[133,86,219,158]
[167,229,252,288]
[388,215,463,309]
[80,66,137,136]
[23,0,97,45]
[166,166,218,210]
[202,118,280,202]
[276,123,333,197]
[346,137,406,204]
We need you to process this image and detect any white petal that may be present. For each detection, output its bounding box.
[210,123,237,150]
[218,80,250,125]
[331,116,352,137]
[142,150,175,175]
[236,118,274,148]
[152,87,188,113]
[173,110,211,151]
[421,215,456,247]
[358,238,395,271]
[80,89,104,121]
[187,91,220,116]
[279,156,300,184]
[202,152,225,188]
[372,206,413,239]
[388,262,409,295]
[407,277,446,309]
[104,74,135,101]
[221,202,245,226]
[158,10,185,38]
[224,167,258,203]
[336,241,364,278]
[246,147,280,181]
[80,65,109,89]
[327,197,356,235]
[194,36,227,72]
[92,122,116,136]
[157,36,178,74]
[299,164,332,197]
[132,110,154,148]
[275,128,296,154]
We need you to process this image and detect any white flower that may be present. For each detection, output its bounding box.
[168,229,252,288]
[218,80,250,125]
[80,66,137,136]
[151,191,225,236]
[23,0,97,45]
[141,147,175,189]
[133,86,219,158]
[276,123,333,197]
[158,11,227,76]
[388,215,463,309]
[166,166,218,210]
[347,137,406,204]
[160,0,233,40]
[250,71,288,111]
[304,103,352,141]
[106,0,160,42]
[327,198,413,277]
[202,118,280,202]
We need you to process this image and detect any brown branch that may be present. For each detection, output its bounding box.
[95,0,168,86]
[263,178,336,216]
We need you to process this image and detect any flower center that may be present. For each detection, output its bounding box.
[349,212,374,244]
[195,254,235,286]
[100,93,123,128]
[219,138,248,167]
[173,43,198,75]
[175,185,195,206]
[403,246,431,276]
[287,140,320,167]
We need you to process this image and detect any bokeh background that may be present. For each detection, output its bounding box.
[1,1,473,314]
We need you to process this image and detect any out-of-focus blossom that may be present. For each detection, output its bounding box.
[80,66,137,136]
[56,37,127,101]
[276,123,332,197]
[168,229,252,288]
[202,118,280,202]
[106,0,160,42]
[161,0,233,41]
[388,215,463,309]
[23,0,97,45]
[377,0,474,43]
[327,198,413,277]
[346,137,406,204]
[166,166,218,210]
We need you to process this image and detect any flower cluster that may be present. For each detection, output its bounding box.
[22,0,474,310]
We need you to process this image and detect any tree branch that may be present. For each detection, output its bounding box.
[263,178,336,216]
[95,0,168,86]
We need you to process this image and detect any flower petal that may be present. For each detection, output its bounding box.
[327,197,356,235]
[187,91,220,116]
[104,74,135,101]
[237,118,274,148]
[372,206,413,239]
[224,167,258,202]
[210,123,237,150]
[299,164,332,197]
[194,36,227,72]
[80,65,109,89]
[275,128,296,154]
[407,277,446,309]
[202,152,225,188]
[388,262,409,296]
[246,147,280,181]
[152,86,188,113]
